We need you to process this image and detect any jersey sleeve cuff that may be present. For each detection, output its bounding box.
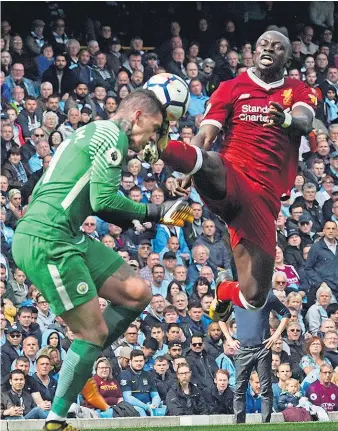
[291,102,315,118]
[199,119,223,129]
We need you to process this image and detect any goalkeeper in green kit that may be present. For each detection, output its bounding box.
[12,89,193,431]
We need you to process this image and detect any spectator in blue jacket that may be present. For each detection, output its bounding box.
[5,63,36,98]
[246,372,262,414]
[153,224,190,256]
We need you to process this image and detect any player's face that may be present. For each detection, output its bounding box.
[129,110,163,153]
[254,31,290,75]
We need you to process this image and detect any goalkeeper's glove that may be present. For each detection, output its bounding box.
[146,199,193,227]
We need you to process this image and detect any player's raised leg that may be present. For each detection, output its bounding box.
[211,239,275,320]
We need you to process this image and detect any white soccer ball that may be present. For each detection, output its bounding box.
[143,73,190,121]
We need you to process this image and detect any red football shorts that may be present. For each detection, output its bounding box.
[197,157,280,257]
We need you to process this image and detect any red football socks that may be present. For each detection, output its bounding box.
[217,281,244,308]
[161,140,200,174]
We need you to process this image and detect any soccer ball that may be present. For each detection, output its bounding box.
[143,73,190,121]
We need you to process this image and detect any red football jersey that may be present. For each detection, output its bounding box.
[201,68,316,199]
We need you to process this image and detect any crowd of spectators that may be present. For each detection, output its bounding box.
[1,0,338,422]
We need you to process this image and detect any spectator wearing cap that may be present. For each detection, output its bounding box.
[25,19,46,57]
[150,264,169,298]
[42,53,77,98]
[109,346,131,379]
[162,252,177,282]
[187,79,209,117]
[120,349,161,416]
[323,184,338,222]
[298,213,320,250]
[143,53,159,82]
[167,340,183,363]
[106,37,125,76]
[305,220,338,297]
[142,337,159,371]
[294,183,324,233]
[2,326,23,379]
[141,173,157,203]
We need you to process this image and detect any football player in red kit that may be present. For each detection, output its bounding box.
[157,31,316,321]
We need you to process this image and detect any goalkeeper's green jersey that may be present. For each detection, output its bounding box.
[16,120,147,241]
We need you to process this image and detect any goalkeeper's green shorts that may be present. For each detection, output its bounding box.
[12,233,124,316]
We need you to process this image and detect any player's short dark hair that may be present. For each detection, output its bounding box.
[143,337,159,351]
[130,349,144,360]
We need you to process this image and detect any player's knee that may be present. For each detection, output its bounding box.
[126,277,152,306]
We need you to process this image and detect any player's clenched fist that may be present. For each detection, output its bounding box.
[263,101,292,129]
